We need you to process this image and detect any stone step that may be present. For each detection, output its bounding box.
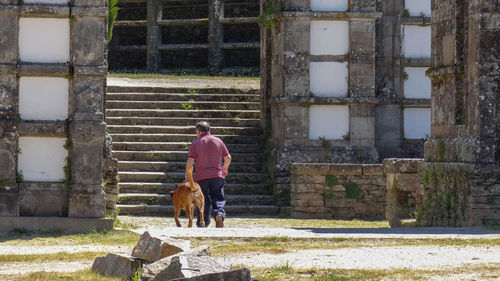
[118,193,275,206]
[113,151,263,162]
[106,100,260,110]
[107,93,260,102]
[110,133,263,144]
[107,86,260,95]
[106,109,260,119]
[107,125,261,135]
[117,171,267,184]
[118,182,270,195]
[118,161,263,173]
[106,117,261,127]
[113,142,262,153]
[116,204,281,216]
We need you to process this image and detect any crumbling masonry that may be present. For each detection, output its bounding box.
[0,0,113,232]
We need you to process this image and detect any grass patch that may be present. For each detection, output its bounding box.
[1,229,140,247]
[251,266,442,281]
[188,237,500,257]
[108,72,259,81]
[0,251,108,263]
[0,270,120,281]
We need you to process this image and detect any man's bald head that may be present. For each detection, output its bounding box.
[196,121,210,133]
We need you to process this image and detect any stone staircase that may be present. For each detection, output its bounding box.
[106,86,279,216]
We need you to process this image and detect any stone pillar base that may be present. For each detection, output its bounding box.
[68,187,106,218]
[418,162,500,227]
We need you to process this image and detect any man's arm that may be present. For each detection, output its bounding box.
[222,154,231,177]
[185,158,195,180]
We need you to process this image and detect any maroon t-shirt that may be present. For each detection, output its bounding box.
[188,132,229,181]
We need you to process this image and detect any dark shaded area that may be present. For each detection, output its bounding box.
[108,50,147,70]
[223,23,260,43]
[116,2,147,21]
[224,0,260,17]
[162,49,209,68]
[223,49,260,67]
[162,25,209,44]
[114,26,147,46]
[162,1,208,19]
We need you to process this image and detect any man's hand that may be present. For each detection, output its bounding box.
[222,166,228,177]
[222,154,231,177]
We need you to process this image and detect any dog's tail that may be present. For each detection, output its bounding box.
[187,168,197,192]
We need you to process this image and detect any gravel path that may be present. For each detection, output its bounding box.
[0,245,132,255]
[131,226,500,240]
[0,261,91,275]
[217,245,500,270]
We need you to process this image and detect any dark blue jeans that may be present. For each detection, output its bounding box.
[196,177,226,227]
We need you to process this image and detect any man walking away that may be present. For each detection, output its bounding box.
[186,121,231,228]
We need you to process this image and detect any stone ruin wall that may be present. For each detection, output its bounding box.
[290,163,386,220]
[419,0,499,227]
[0,0,114,232]
[261,0,434,206]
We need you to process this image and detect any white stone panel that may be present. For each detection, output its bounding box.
[405,0,431,17]
[309,105,349,140]
[404,67,431,99]
[311,0,348,11]
[404,108,431,139]
[19,18,70,63]
[18,137,67,182]
[310,61,348,97]
[24,0,69,4]
[19,77,69,121]
[310,21,349,55]
[402,25,431,58]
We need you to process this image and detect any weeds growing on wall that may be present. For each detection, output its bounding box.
[108,0,119,43]
[345,182,361,199]
[258,0,281,28]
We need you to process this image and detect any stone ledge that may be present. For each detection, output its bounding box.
[19,121,67,136]
[281,11,382,20]
[0,217,113,234]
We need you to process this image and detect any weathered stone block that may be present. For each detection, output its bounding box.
[0,75,17,112]
[329,164,363,176]
[92,253,141,279]
[148,252,230,281]
[0,190,17,216]
[383,158,423,173]
[172,268,252,281]
[0,149,15,180]
[70,141,104,185]
[72,17,106,65]
[0,15,17,64]
[132,231,191,263]
[363,164,384,176]
[68,189,105,218]
[18,184,68,217]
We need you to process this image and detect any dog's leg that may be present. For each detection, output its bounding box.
[198,197,205,227]
[174,206,181,227]
[186,205,194,228]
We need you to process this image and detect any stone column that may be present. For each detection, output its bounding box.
[147,0,162,72]
[419,0,500,227]
[208,0,224,75]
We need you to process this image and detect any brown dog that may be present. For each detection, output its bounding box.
[170,169,205,227]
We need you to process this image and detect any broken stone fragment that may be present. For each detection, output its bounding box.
[169,268,252,281]
[144,246,211,277]
[91,253,141,279]
[150,255,231,281]
[132,231,191,262]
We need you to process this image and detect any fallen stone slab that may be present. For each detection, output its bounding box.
[145,245,211,277]
[132,231,191,262]
[91,253,141,279]
[150,255,231,281]
[170,268,252,281]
